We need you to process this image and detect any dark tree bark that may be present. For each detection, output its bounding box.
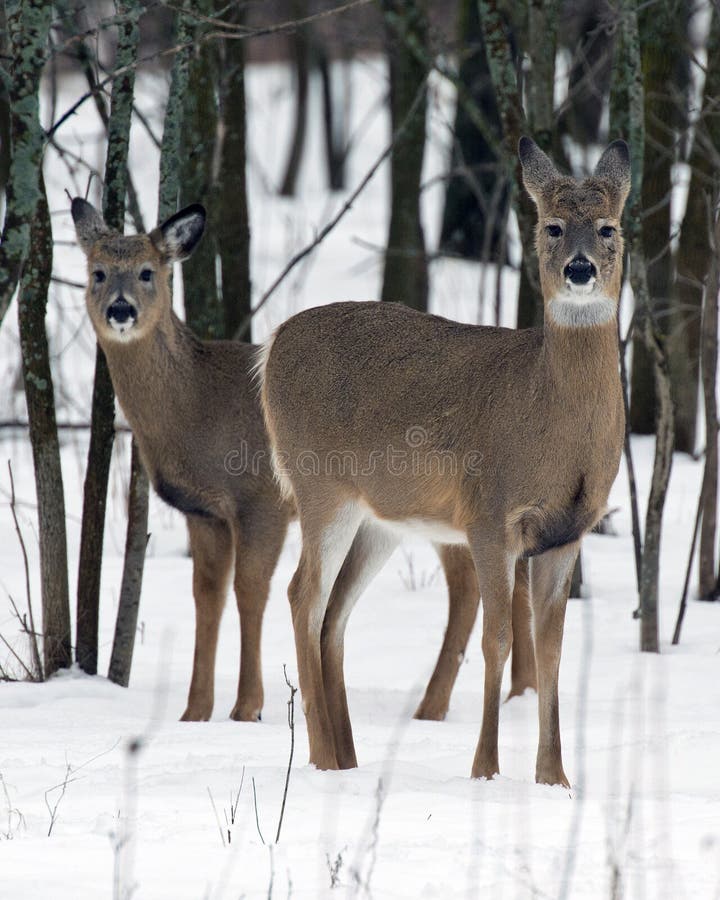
[279,0,310,198]
[670,8,720,455]
[0,1,10,198]
[698,217,719,601]
[76,2,139,675]
[0,1,51,328]
[629,3,686,438]
[317,40,347,192]
[19,175,72,674]
[179,0,223,339]
[439,0,508,263]
[611,0,673,653]
[477,0,540,328]
[108,440,149,685]
[380,0,429,311]
[216,4,252,340]
[6,1,71,675]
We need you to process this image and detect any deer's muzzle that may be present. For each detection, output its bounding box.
[563,256,596,286]
[106,297,138,333]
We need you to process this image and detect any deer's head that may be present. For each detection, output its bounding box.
[71,199,206,342]
[519,138,631,328]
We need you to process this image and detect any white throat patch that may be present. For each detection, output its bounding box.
[547,289,616,328]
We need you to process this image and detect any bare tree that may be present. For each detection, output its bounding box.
[5,0,72,675]
[380,0,429,311]
[76,2,141,674]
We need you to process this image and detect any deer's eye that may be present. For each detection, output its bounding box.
[599,225,615,239]
[546,224,563,238]
[139,269,153,283]
[93,270,106,284]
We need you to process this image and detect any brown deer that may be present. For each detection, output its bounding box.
[71,199,512,725]
[259,138,630,786]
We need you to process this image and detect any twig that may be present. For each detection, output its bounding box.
[232,76,429,339]
[47,1,373,139]
[617,319,643,596]
[275,665,298,845]
[252,777,266,845]
[45,762,73,836]
[671,487,704,645]
[207,786,226,848]
[7,461,42,680]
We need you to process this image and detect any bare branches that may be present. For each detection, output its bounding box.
[6,460,42,680]
[232,74,429,338]
[275,665,298,845]
[46,0,373,140]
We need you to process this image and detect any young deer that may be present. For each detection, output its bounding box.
[71,199,500,725]
[260,138,630,785]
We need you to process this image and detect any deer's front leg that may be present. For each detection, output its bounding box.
[182,516,234,721]
[530,542,579,788]
[468,529,515,780]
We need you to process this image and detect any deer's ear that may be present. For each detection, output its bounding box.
[71,198,111,254]
[518,137,560,206]
[153,204,206,262]
[594,140,632,209]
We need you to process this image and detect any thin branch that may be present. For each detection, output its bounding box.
[207,786,226,848]
[47,0,373,139]
[252,777,266,845]
[232,75,429,338]
[275,665,298,845]
[7,461,42,680]
[671,485,703,645]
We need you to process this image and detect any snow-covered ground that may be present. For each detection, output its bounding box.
[1,58,719,899]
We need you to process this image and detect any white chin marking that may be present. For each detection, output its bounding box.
[108,318,137,339]
[547,288,615,328]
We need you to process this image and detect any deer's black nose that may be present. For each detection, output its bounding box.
[564,256,596,285]
[106,297,137,324]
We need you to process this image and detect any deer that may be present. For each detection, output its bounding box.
[71,198,523,726]
[259,137,630,786]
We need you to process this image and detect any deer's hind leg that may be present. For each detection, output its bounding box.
[507,558,538,700]
[289,497,364,770]
[182,515,234,722]
[230,505,289,722]
[321,522,399,769]
[414,544,479,721]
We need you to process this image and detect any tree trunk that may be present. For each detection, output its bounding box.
[108,440,149,685]
[611,0,673,653]
[317,41,346,192]
[380,0,429,311]
[0,1,10,199]
[670,7,720,454]
[179,0,223,339]
[279,0,310,198]
[477,0,540,328]
[76,2,139,674]
[0,1,52,327]
[698,217,719,600]
[216,3,252,340]
[629,4,686,438]
[439,0,508,263]
[19,174,72,674]
[7,1,71,675]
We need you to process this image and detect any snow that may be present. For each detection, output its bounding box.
[1,57,719,899]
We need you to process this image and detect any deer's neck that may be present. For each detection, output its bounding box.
[100,312,200,436]
[541,317,621,408]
